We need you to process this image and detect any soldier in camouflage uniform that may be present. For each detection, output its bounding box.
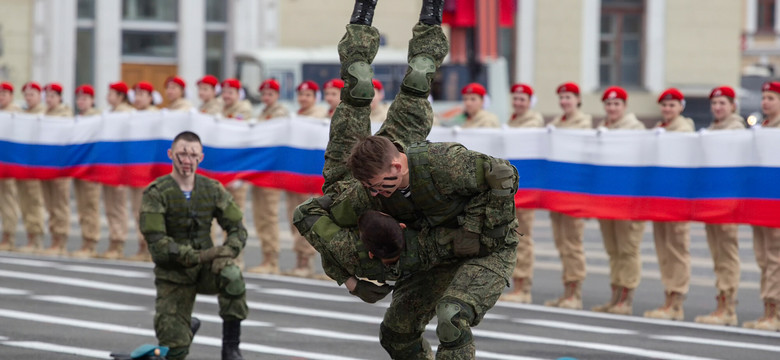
[139,131,247,360]
[295,2,518,359]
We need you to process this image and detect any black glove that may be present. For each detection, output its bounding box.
[350,280,393,303]
[453,229,481,257]
[483,159,515,195]
[198,246,234,264]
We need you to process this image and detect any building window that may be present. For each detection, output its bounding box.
[75,29,95,86]
[205,0,228,78]
[758,0,776,33]
[77,0,95,19]
[122,31,177,58]
[123,0,178,22]
[206,0,227,22]
[600,0,644,87]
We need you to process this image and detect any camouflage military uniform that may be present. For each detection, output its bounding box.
[140,174,248,360]
[296,23,518,360]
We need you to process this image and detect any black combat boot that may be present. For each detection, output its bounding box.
[419,0,444,25]
[221,320,243,360]
[190,317,201,336]
[350,0,378,26]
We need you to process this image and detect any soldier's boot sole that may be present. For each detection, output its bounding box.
[247,264,280,275]
[557,297,583,310]
[607,303,633,316]
[99,250,124,260]
[40,247,68,257]
[694,313,738,326]
[644,307,684,321]
[15,245,41,254]
[591,302,613,313]
[753,319,780,331]
[70,249,97,259]
[283,267,314,278]
[499,291,532,304]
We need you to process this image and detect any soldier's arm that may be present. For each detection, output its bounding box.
[139,186,200,267]
[214,183,248,257]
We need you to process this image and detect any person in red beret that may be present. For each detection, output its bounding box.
[544,82,592,310]
[589,86,647,315]
[258,78,289,120]
[197,75,223,115]
[96,81,134,260]
[323,79,344,118]
[296,80,327,118]
[644,87,694,321]
[0,82,21,252]
[455,82,499,128]
[248,78,289,275]
[132,81,160,112]
[0,82,21,112]
[691,86,745,326]
[164,76,193,111]
[220,78,253,120]
[742,81,780,331]
[370,78,389,123]
[68,84,104,260]
[37,83,74,257]
[499,83,543,304]
[13,82,46,254]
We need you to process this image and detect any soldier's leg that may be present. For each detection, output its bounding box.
[501,208,534,302]
[154,279,197,360]
[712,224,741,294]
[436,244,515,359]
[286,191,318,276]
[102,185,128,258]
[0,179,19,249]
[40,179,71,255]
[652,222,673,290]
[73,179,101,256]
[665,221,691,295]
[247,186,281,273]
[599,219,619,285]
[15,179,44,252]
[763,227,780,302]
[558,213,586,282]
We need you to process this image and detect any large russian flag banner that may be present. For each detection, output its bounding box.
[1,111,778,227]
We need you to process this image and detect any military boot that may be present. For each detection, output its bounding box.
[419,0,444,25]
[191,317,201,336]
[40,234,68,256]
[753,299,780,331]
[499,277,532,303]
[70,238,98,259]
[15,233,42,253]
[743,300,770,329]
[99,240,125,260]
[247,252,279,274]
[607,287,635,315]
[544,281,582,310]
[644,291,685,321]
[222,320,244,360]
[349,0,377,26]
[591,284,618,312]
[284,253,315,278]
[694,290,738,326]
[0,233,15,251]
[127,238,152,261]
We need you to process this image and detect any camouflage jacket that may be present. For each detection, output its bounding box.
[140,174,247,283]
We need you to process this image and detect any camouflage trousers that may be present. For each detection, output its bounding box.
[380,242,516,360]
[154,263,248,359]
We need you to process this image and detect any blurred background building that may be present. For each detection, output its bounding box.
[0,0,776,125]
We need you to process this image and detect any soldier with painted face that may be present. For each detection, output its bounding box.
[140,131,247,360]
[165,76,193,112]
[0,82,21,251]
[197,75,223,115]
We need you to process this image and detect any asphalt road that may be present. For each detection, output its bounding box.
[1,201,778,359]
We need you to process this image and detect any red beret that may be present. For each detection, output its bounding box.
[461,82,486,97]
[709,86,735,99]
[297,80,320,92]
[23,82,42,92]
[109,81,129,95]
[372,79,383,91]
[324,79,344,89]
[556,82,580,95]
[259,79,280,92]
[134,81,155,93]
[197,75,219,87]
[165,76,186,89]
[44,83,63,95]
[75,84,95,97]
[658,88,684,103]
[0,82,13,92]
[222,78,242,90]
[511,83,534,96]
[762,81,780,94]
[601,86,627,102]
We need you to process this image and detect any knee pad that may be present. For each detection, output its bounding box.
[379,322,430,359]
[401,54,436,98]
[342,60,375,106]
[436,297,475,350]
[220,265,246,297]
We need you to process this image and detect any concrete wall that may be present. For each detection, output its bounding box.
[0,0,34,101]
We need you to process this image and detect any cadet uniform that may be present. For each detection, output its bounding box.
[369,79,389,124]
[165,76,193,112]
[99,82,135,260]
[14,82,47,253]
[39,83,74,256]
[591,87,647,315]
[197,75,223,115]
[544,82,592,309]
[140,174,248,360]
[0,82,22,250]
[247,79,289,274]
[324,78,344,118]
[743,81,780,331]
[69,85,103,258]
[501,83,544,304]
[645,88,695,320]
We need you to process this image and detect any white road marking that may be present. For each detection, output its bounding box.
[31,295,146,311]
[650,335,780,353]
[0,340,110,359]
[257,288,358,302]
[191,313,273,327]
[514,319,638,335]
[483,313,510,320]
[0,287,29,295]
[0,269,155,296]
[0,257,150,278]
[245,273,341,288]
[277,327,378,342]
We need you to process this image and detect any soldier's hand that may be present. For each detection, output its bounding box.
[198,246,234,264]
[453,229,481,257]
[483,159,515,196]
[211,257,233,274]
[349,280,393,303]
